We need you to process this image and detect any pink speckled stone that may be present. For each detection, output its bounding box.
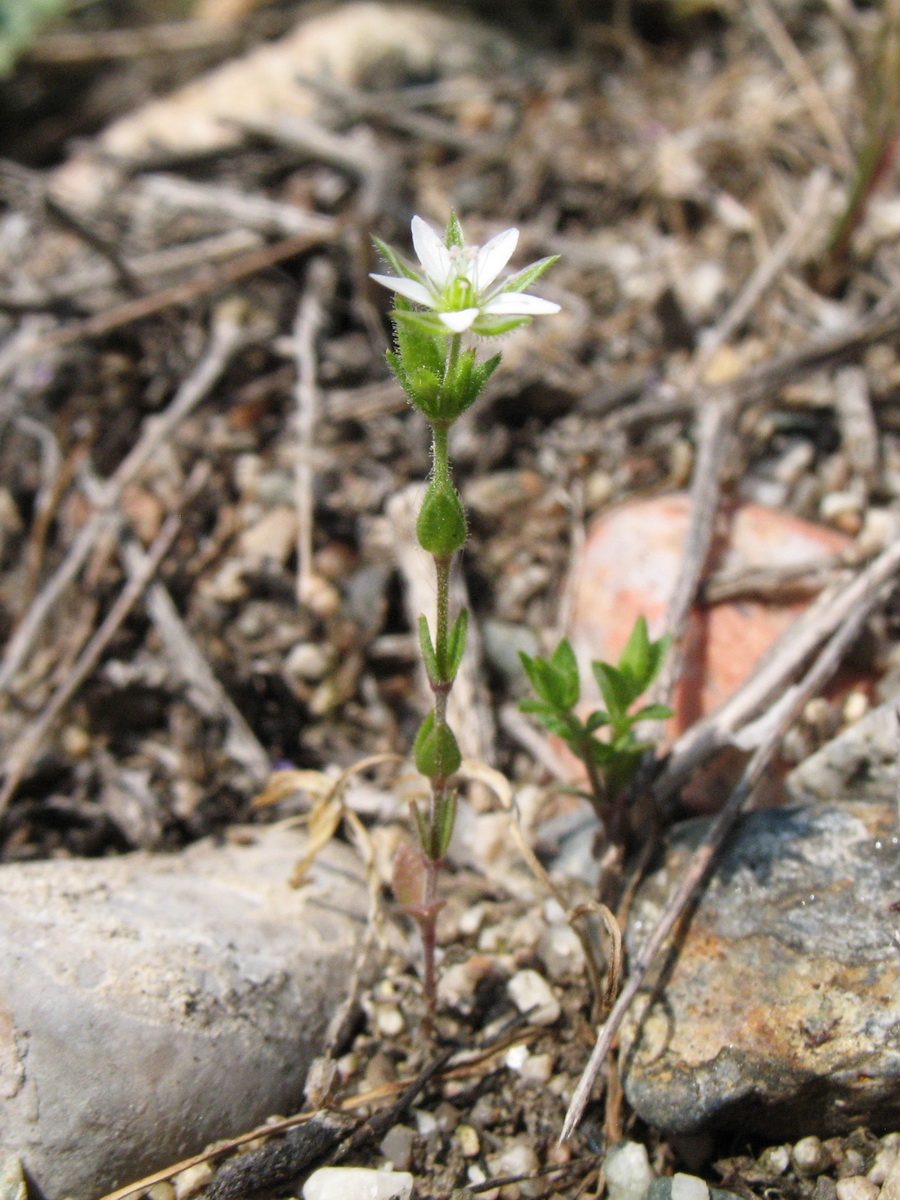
[567,494,850,735]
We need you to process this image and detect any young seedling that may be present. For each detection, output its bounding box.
[519,616,672,859]
[370,213,560,1027]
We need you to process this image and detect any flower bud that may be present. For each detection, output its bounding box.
[416,481,466,557]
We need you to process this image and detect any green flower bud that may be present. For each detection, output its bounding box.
[416,481,466,557]
[414,711,462,780]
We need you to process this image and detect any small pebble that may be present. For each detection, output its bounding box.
[604,1140,655,1200]
[671,1175,709,1200]
[835,1177,879,1200]
[758,1145,791,1176]
[146,1184,176,1200]
[455,1125,481,1158]
[520,1052,554,1084]
[868,1146,898,1184]
[303,1167,414,1200]
[837,1151,867,1179]
[373,1003,405,1037]
[284,642,330,683]
[379,1124,416,1173]
[793,1136,831,1177]
[506,969,561,1025]
[172,1162,213,1200]
[487,1143,540,1197]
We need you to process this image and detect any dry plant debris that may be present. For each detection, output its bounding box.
[2,0,900,1196]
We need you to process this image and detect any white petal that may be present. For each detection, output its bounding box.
[472,227,518,291]
[411,216,453,288]
[438,307,480,332]
[370,274,433,307]
[483,292,561,316]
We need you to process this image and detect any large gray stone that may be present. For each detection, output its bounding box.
[0,826,369,1200]
[621,802,900,1138]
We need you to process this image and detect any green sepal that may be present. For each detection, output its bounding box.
[445,212,465,248]
[497,255,559,296]
[414,711,462,780]
[418,615,439,685]
[445,608,468,681]
[393,297,445,379]
[440,350,502,421]
[372,236,421,281]
[392,307,454,338]
[433,789,458,858]
[471,314,530,338]
[417,481,467,557]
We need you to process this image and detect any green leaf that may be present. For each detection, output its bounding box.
[585,710,610,733]
[519,652,553,706]
[645,633,673,688]
[433,788,458,858]
[414,711,462,780]
[418,615,439,685]
[497,255,559,296]
[518,700,575,741]
[549,639,580,708]
[445,212,465,248]
[632,703,674,722]
[445,609,468,680]
[416,481,467,558]
[592,661,631,720]
[372,236,421,281]
[618,615,651,692]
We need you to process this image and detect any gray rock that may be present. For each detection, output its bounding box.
[786,697,900,805]
[622,802,900,1138]
[0,825,369,1200]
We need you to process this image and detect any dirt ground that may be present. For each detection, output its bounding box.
[1,0,899,1196]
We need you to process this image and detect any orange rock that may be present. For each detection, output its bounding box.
[567,493,851,736]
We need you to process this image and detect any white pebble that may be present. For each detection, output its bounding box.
[671,1174,709,1200]
[507,969,561,1025]
[303,1167,414,1200]
[758,1145,790,1176]
[868,1146,898,1184]
[792,1136,830,1177]
[605,1141,655,1200]
[520,1052,554,1084]
[836,1178,878,1200]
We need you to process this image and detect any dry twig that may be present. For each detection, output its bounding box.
[0,515,181,814]
[0,307,248,695]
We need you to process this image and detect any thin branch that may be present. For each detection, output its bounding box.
[560,544,900,1141]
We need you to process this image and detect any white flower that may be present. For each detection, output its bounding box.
[371,214,560,336]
